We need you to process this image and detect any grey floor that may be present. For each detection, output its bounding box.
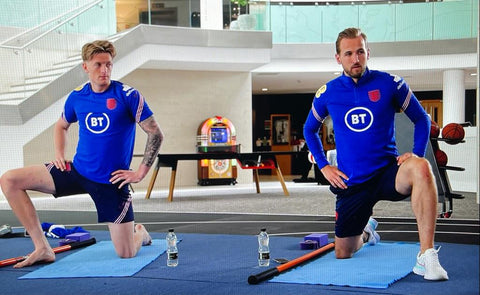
[0,175,479,245]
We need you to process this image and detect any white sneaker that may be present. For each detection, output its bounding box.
[363,217,380,245]
[413,247,449,281]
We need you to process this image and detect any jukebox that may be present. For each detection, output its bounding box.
[197,116,239,185]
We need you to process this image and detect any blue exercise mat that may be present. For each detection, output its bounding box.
[270,242,419,289]
[19,239,166,279]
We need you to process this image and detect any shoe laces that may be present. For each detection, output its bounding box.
[425,246,441,264]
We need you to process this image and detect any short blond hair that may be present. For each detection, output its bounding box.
[81,40,116,62]
[335,28,367,54]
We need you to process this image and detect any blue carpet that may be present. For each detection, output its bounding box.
[270,242,419,289]
[19,239,166,279]
[1,232,477,295]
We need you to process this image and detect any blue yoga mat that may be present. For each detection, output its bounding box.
[19,239,166,279]
[270,242,419,289]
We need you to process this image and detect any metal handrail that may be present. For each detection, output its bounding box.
[0,0,103,50]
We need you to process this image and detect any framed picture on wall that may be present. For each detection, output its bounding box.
[270,114,290,145]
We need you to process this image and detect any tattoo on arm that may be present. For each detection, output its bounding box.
[139,116,163,167]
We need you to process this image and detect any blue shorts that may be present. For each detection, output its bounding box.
[330,159,409,238]
[46,162,134,224]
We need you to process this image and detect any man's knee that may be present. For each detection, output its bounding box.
[0,170,15,194]
[113,242,137,258]
[335,248,354,259]
[405,157,434,182]
[334,235,362,259]
[412,158,435,184]
[118,250,136,259]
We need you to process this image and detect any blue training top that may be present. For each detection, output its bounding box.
[303,68,430,186]
[62,80,153,184]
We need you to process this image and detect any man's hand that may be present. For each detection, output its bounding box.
[52,158,68,171]
[396,152,418,166]
[110,169,144,189]
[320,165,348,189]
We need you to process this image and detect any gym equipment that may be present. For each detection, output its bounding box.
[441,123,465,144]
[434,149,448,167]
[430,120,440,138]
[0,224,25,238]
[248,242,335,284]
[0,237,96,268]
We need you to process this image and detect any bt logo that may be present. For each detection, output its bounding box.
[344,107,373,132]
[85,113,110,134]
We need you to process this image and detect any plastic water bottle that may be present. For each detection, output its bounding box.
[166,228,178,267]
[258,228,270,267]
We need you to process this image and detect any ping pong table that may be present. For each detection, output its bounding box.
[137,151,305,202]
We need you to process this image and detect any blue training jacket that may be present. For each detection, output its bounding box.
[303,68,430,186]
[62,80,153,184]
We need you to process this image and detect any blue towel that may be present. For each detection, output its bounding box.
[41,222,88,239]
[270,242,419,289]
[19,239,166,279]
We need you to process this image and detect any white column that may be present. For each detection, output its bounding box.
[442,69,465,125]
[200,0,223,30]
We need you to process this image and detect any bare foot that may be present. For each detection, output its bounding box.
[135,224,152,246]
[14,247,55,268]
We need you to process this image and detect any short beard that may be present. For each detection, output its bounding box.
[346,67,365,79]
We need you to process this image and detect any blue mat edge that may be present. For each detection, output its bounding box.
[18,238,168,280]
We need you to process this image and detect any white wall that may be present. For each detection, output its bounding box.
[438,126,478,193]
[15,69,254,199]
[121,69,253,188]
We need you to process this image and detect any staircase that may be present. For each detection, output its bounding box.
[0,0,112,120]
[0,54,82,105]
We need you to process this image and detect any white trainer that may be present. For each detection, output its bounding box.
[413,247,449,281]
[363,217,380,245]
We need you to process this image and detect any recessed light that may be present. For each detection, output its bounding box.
[470,73,477,76]
[262,88,268,92]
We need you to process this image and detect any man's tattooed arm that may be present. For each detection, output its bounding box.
[139,115,163,167]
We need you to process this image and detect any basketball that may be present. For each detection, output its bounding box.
[430,120,440,138]
[441,123,465,144]
[434,149,448,166]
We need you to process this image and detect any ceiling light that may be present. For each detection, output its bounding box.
[262,88,268,92]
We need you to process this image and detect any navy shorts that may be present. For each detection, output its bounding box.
[330,160,409,238]
[46,162,134,224]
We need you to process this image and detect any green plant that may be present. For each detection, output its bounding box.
[231,0,249,7]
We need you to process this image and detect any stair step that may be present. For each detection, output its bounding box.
[0,99,28,105]
[0,90,36,103]
[2,54,80,105]
[39,63,76,73]
[24,74,57,84]
[52,57,82,68]
[37,67,69,76]
[10,81,47,92]
[66,54,82,61]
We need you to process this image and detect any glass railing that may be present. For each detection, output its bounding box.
[0,0,477,102]
[119,0,477,42]
[247,0,478,43]
[0,0,115,101]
